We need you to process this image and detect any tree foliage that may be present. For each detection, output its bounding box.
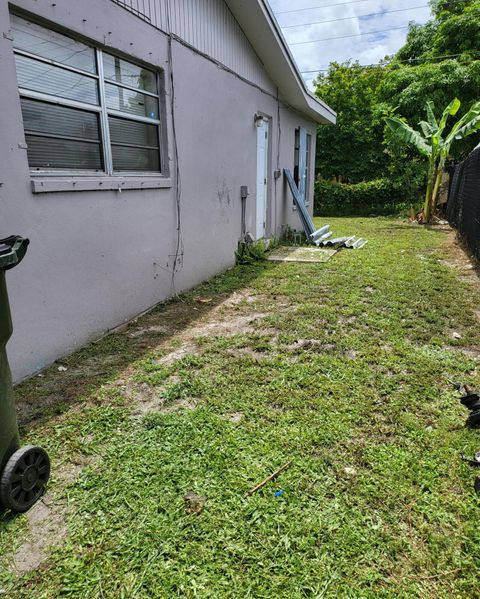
[431,3,480,57]
[398,0,480,61]
[395,22,437,63]
[379,60,480,158]
[314,62,387,183]
[313,0,480,203]
[314,178,412,216]
[431,0,477,21]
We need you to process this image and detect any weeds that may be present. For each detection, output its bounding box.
[235,240,267,264]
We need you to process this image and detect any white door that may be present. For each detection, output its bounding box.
[256,119,269,239]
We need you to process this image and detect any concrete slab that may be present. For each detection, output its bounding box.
[266,246,338,263]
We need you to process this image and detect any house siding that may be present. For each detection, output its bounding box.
[1,0,318,382]
[111,0,274,93]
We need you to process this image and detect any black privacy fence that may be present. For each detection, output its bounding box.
[446,146,480,260]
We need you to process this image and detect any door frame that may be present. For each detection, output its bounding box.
[255,115,271,240]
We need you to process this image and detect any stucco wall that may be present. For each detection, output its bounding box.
[1,0,317,382]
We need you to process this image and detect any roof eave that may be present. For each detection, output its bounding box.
[224,0,336,125]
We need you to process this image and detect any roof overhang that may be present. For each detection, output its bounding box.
[224,0,336,125]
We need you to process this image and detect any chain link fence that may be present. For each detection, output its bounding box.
[445,146,480,259]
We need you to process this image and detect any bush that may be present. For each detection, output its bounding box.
[235,240,267,265]
[314,178,419,216]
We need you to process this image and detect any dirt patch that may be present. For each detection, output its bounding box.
[338,315,358,325]
[11,454,96,575]
[111,293,271,417]
[184,492,206,514]
[444,346,480,359]
[127,376,199,416]
[222,412,244,423]
[155,342,199,366]
[185,313,267,338]
[15,354,127,424]
[266,246,337,263]
[161,397,199,415]
[227,347,270,361]
[440,228,480,353]
[128,324,171,339]
[442,229,480,292]
[155,291,269,351]
[125,380,163,414]
[219,289,259,308]
[13,497,67,574]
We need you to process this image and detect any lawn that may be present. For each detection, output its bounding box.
[1,217,480,598]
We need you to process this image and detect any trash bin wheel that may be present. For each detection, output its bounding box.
[0,445,50,513]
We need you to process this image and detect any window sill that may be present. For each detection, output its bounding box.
[31,176,172,194]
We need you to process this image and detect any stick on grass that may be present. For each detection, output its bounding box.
[246,461,292,496]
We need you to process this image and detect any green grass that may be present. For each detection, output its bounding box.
[1,217,480,597]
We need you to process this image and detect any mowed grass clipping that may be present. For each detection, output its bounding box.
[1,217,480,598]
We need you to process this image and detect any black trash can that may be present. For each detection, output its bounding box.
[0,236,50,513]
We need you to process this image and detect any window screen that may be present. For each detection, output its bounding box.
[11,14,163,175]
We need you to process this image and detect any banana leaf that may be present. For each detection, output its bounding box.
[385,117,432,156]
[446,102,480,144]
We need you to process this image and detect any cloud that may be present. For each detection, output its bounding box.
[268,0,432,88]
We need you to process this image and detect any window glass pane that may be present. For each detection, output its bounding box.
[15,54,99,105]
[21,98,100,141]
[294,128,300,186]
[109,116,158,148]
[305,134,312,201]
[25,135,102,170]
[103,53,157,93]
[11,15,96,73]
[112,146,160,172]
[105,83,158,119]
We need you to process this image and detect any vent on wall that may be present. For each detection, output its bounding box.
[110,0,152,23]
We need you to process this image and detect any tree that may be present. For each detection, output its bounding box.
[430,1,480,57]
[385,98,480,222]
[396,0,480,63]
[379,60,480,160]
[314,61,387,183]
[430,0,476,21]
[395,22,437,63]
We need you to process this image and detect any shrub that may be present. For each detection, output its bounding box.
[314,178,419,216]
[235,240,267,264]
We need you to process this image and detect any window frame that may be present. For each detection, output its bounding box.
[12,13,167,179]
[293,128,300,189]
[293,127,311,207]
[305,133,312,207]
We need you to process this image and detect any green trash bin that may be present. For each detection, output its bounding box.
[0,236,50,513]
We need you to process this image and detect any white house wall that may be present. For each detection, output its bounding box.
[1,0,318,382]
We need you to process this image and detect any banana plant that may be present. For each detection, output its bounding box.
[385,99,480,222]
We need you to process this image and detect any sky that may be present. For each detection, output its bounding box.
[268,0,433,89]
